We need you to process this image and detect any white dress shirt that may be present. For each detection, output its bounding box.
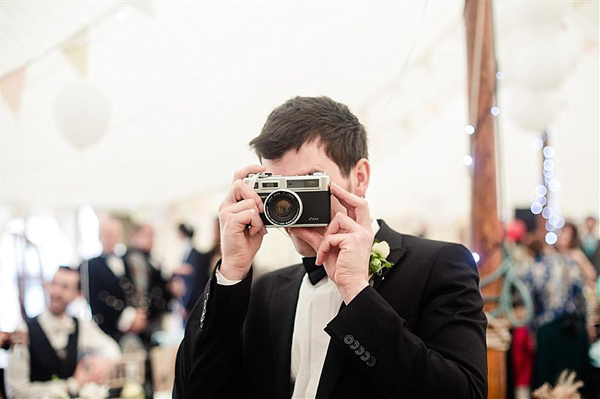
[6,310,121,399]
[291,218,379,399]
[290,275,341,398]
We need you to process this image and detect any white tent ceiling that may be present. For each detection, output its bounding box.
[1,1,598,224]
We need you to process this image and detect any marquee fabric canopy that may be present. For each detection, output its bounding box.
[1,1,598,224]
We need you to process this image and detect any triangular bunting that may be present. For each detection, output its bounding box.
[0,67,26,116]
[123,0,155,18]
[61,29,89,77]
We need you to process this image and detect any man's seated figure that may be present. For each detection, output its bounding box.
[5,266,121,399]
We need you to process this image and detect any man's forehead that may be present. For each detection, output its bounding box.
[54,269,79,283]
[262,142,338,176]
[264,163,326,176]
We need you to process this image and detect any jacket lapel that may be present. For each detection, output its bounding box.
[316,220,406,398]
[270,265,305,398]
[372,220,406,290]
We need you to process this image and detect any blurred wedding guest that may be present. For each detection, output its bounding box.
[557,221,598,288]
[124,224,173,347]
[173,223,210,317]
[204,217,222,276]
[1,332,26,399]
[580,216,600,275]
[524,248,595,397]
[5,267,121,399]
[557,221,599,342]
[506,221,535,399]
[82,217,148,343]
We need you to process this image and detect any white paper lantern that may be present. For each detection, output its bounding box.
[505,88,561,132]
[503,30,576,92]
[54,83,111,150]
[494,1,567,31]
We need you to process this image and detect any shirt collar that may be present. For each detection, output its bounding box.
[371,218,380,237]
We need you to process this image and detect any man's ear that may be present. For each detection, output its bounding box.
[351,158,370,198]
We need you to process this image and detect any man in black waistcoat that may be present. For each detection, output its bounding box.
[6,267,121,399]
[174,96,488,398]
[83,218,149,343]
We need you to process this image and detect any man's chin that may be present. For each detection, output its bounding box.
[289,234,317,258]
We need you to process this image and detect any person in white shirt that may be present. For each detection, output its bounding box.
[5,266,121,399]
[82,218,148,342]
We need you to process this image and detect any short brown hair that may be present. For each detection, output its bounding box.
[249,96,368,176]
[562,221,581,249]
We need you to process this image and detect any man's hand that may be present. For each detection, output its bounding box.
[295,182,373,303]
[167,277,186,298]
[74,357,113,387]
[128,309,148,333]
[218,165,268,281]
[73,360,90,387]
[85,357,113,385]
[172,263,194,276]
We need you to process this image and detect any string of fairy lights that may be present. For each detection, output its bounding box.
[462,69,564,249]
[530,131,565,245]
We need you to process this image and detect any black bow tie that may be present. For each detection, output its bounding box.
[302,257,327,285]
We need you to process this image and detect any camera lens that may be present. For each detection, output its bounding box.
[264,190,302,226]
[273,198,293,218]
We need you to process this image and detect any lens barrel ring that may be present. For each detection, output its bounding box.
[263,189,303,227]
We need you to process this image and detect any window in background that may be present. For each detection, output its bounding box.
[78,205,102,260]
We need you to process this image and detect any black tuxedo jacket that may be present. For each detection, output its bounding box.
[123,248,172,320]
[85,252,171,343]
[85,256,130,341]
[174,221,487,398]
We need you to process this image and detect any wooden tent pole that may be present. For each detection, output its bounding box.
[464,1,505,398]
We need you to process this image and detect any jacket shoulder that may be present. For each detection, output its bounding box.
[253,264,303,287]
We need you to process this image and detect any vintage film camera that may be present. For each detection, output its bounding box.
[243,172,331,227]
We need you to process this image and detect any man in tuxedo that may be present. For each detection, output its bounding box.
[124,223,172,346]
[6,266,121,399]
[83,218,148,343]
[174,96,487,398]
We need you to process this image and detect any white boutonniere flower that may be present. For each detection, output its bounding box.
[369,240,393,276]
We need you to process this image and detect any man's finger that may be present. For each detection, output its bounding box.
[324,212,359,237]
[232,164,266,182]
[330,182,370,226]
[316,233,349,265]
[230,208,264,236]
[221,180,264,212]
[221,198,260,216]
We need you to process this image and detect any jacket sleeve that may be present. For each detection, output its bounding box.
[324,243,488,398]
[173,266,252,399]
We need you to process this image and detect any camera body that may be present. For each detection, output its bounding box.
[243,172,331,227]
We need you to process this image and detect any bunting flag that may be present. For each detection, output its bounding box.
[123,0,155,18]
[61,29,89,77]
[0,67,26,116]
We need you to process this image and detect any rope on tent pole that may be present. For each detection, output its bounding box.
[480,245,534,327]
